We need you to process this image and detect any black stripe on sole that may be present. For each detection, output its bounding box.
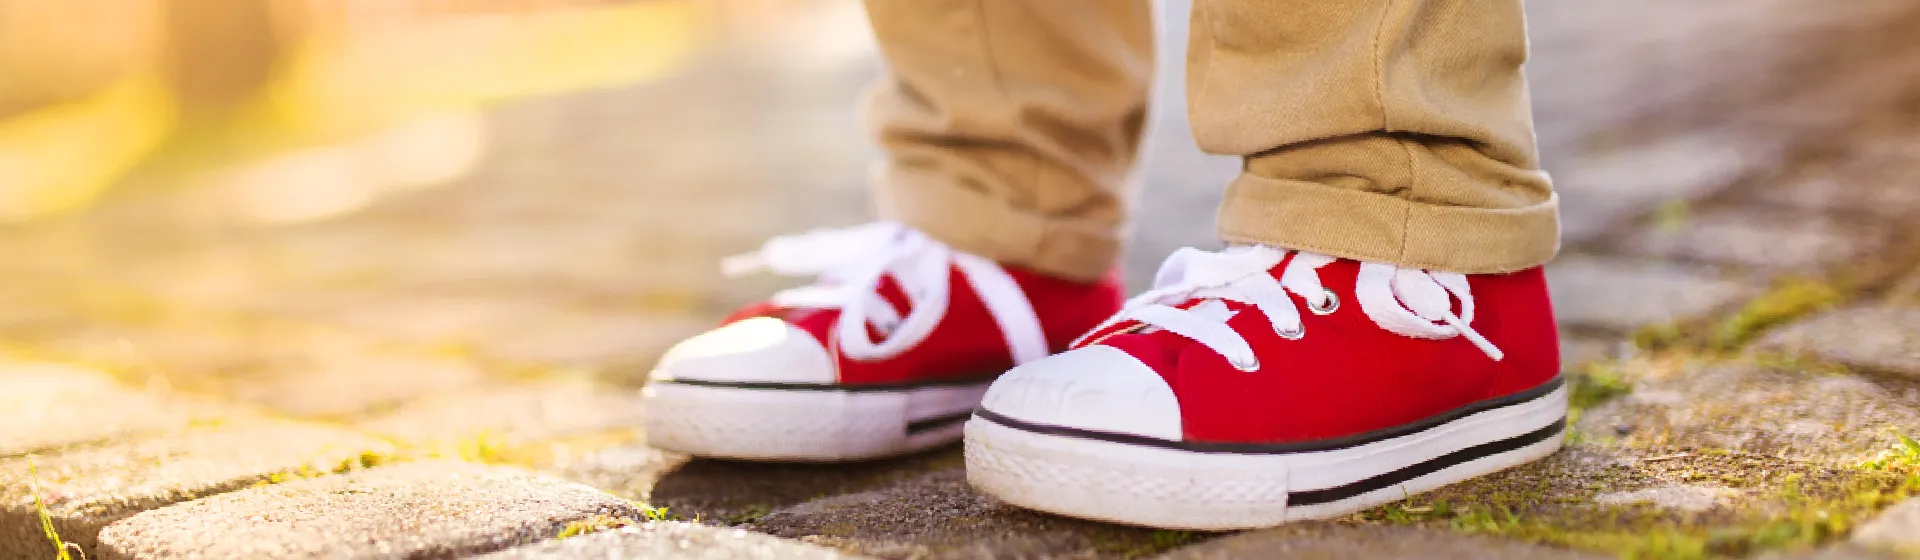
[971,376,1563,454]
[906,411,974,435]
[655,376,997,393]
[1286,417,1565,507]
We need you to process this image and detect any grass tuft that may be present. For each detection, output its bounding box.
[1861,432,1920,472]
[29,456,82,560]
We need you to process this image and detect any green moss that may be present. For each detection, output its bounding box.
[334,449,395,472]
[1569,362,1632,411]
[1746,351,1852,376]
[1709,279,1843,351]
[417,431,529,465]
[1633,322,1686,352]
[1566,361,1633,437]
[558,514,636,538]
[1655,199,1692,234]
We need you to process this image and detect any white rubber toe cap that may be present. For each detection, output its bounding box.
[650,317,836,384]
[978,345,1182,440]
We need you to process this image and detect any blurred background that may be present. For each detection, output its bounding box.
[3,0,1920,401]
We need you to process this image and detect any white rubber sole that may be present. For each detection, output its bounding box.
[965,381,1568,530]
[641,379,991,461]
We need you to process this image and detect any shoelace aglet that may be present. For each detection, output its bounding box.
[1441,312,1504,361]
[720,253,766,277]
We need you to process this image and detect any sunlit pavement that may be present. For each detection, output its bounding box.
[10,0,1920,558]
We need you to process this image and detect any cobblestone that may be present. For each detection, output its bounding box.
[1853,497,1920,554]
[1760,306,1920,377]
[1617,208,1889,271]
[353,378,646,446]
[752,468,1201,559]
[1546,256,1755,331]
[648,449,962,524]
[1767,545,1908,560]
[1752,159,1920,220]
[0,362,229,456]
[1560,337,1625,370]
[1153,523,1604,560]
[0,420,391,559]
[476,522,857,560]
[1548,132,1761,242]
[1591,484,1739,512]
[463,310,707,373]
[2,0,1919,557]
[96,461,637,560]
[1575,362,1920,464]
[227,349,487,418]
[544,444,688,504]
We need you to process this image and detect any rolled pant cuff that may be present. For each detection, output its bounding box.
[1216,173,1560,274]
[874,169,1121,283]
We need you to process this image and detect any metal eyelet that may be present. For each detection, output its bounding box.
[1275,325,1305,340]
[1230,356,1262,372]
[1308,289,1340,316]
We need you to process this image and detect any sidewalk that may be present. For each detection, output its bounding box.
[8,1,1920,558]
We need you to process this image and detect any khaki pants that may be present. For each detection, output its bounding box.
[863,0,1558,282]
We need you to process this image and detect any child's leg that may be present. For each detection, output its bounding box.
[643,1,1152,461]
[965,0,1566,528]
[860,0,1154,283]
[1189,0,1558,274]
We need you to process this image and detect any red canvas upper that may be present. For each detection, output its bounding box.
[725,266,1124,386]
[1085,256,1559,445]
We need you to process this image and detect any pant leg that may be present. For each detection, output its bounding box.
[1189,0,1558,274]
[862,0,1154,282]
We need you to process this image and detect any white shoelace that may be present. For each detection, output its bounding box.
[722,221,1049,365]
[1079,246,1503,371]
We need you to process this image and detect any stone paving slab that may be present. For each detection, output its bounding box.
[354,378,646,446]
[1546,256,1755,332]
[95,461,638,560]
[645,448,962,524]
[307,287,584,346]
[25,319,265,395]
[0,362,230,456]
[476,521,859,560]
[545,443,688,504]
[0,420,392,559]
[226,348,487,418]
[464,309,708,373]
[1761,545,1908,560]
[751,468,1208,559]
[1615,208,1889,271]
[1851,496,1920,555]
[1561,336,1625,371]
[1575,361,1920,464]
[1549,131,1764,243]
[1759,306,1920,377]
[1152,523,1605,560]
[1751,159,1920,220]
[23,317,495,418]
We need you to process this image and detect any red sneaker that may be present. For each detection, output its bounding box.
[642,222,1123,461]
[964,246,1565,529]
